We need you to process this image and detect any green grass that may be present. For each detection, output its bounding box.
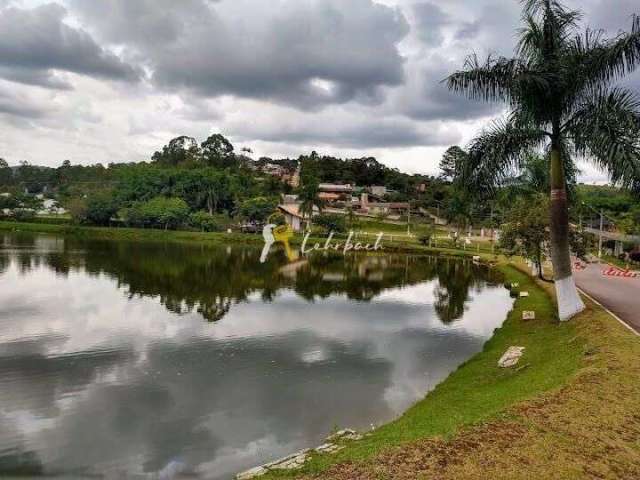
[0,221,262,246]
[0,220,496,257]
[263,264,584,478]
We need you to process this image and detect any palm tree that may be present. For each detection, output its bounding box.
[298,179,324,231]
[447,0,640,320]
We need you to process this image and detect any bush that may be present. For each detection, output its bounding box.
[239,197,277,223]
[121,197,189,230]
[13,209,35,222]
[267,212,286,226]
[629,251,640,263]
[418,227,435,246]
[85,193,119,226]
[313,213,347,233]
[0,195,18,210]
[67,198,88,224]
[189,211,220,232]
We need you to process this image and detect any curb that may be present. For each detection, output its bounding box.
[577,288,639,337]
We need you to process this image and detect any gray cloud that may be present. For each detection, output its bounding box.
[412,2,450,46]
[0,85,52,119]
[0,3,140,88]
[69,0,409,109]
[0,66,72,90]
[231,112,460,149]
[399,56,503,122]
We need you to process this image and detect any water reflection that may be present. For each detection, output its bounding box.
[0,233,512,479]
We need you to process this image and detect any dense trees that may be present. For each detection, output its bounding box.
[298,151,432,196]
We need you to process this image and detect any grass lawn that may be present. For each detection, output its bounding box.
[260,263,640,479]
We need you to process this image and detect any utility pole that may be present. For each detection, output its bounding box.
[598,209,604,258]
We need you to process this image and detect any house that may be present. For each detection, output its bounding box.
[282,194,299,204]
[355,193,409,217]
[318,184,354,206]
[319,183,354,194]
[288,166,301,188]
[368,186,387,197]
[260,162,301,188]
[277,203,318,232]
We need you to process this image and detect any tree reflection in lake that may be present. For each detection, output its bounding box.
[1,233,500,324]
[0,232,512,479]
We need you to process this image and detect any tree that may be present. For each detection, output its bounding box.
[447,1,640,320]
[500,195,550,280]
[152,136,200,166]
[445,193,473,233]
[84,193,119,226]
[439,146,468,182]
[238,197,276,223]
[201,134,236,169]
[189,211,220,232]
[313,213,347,233]
[141,197,189,230]
[0,158,11,186]
[67,198,88,224]
[298,174,324,231]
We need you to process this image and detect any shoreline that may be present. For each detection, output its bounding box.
[259,263,640,479]
[0,220,485,258]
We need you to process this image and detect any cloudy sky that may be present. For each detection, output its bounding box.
[0,0,638,181]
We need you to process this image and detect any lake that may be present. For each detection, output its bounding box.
[0,232,513,479]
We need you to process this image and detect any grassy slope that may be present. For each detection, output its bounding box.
[261,264,587,478]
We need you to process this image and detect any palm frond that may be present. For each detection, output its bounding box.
[517,15,545,60]
[565,87,640,193]
[569,15,640,88]
[522,0,580,51]
[446,54,551,105]
[458,119,548,197]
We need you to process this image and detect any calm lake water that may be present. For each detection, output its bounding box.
[0,232,513,479]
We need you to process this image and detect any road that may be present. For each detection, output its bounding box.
[573,261,640,334]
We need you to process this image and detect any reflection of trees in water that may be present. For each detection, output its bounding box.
[0,450,43,476]
[434,259,489,323]
[1,234,502,325]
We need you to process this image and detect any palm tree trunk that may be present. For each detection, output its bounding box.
[549,144,585,320]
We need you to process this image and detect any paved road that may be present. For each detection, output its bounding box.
[573,261,640,334]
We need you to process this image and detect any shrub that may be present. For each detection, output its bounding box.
[313,213,347,233]
[118,197,189,230]
[418,227,435,246]
[239,197,277,223]
[189,211,220,232]
[85,193,119,226]
[630,251,640,263]
[67,198,88,224]
[13,209,35,222]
